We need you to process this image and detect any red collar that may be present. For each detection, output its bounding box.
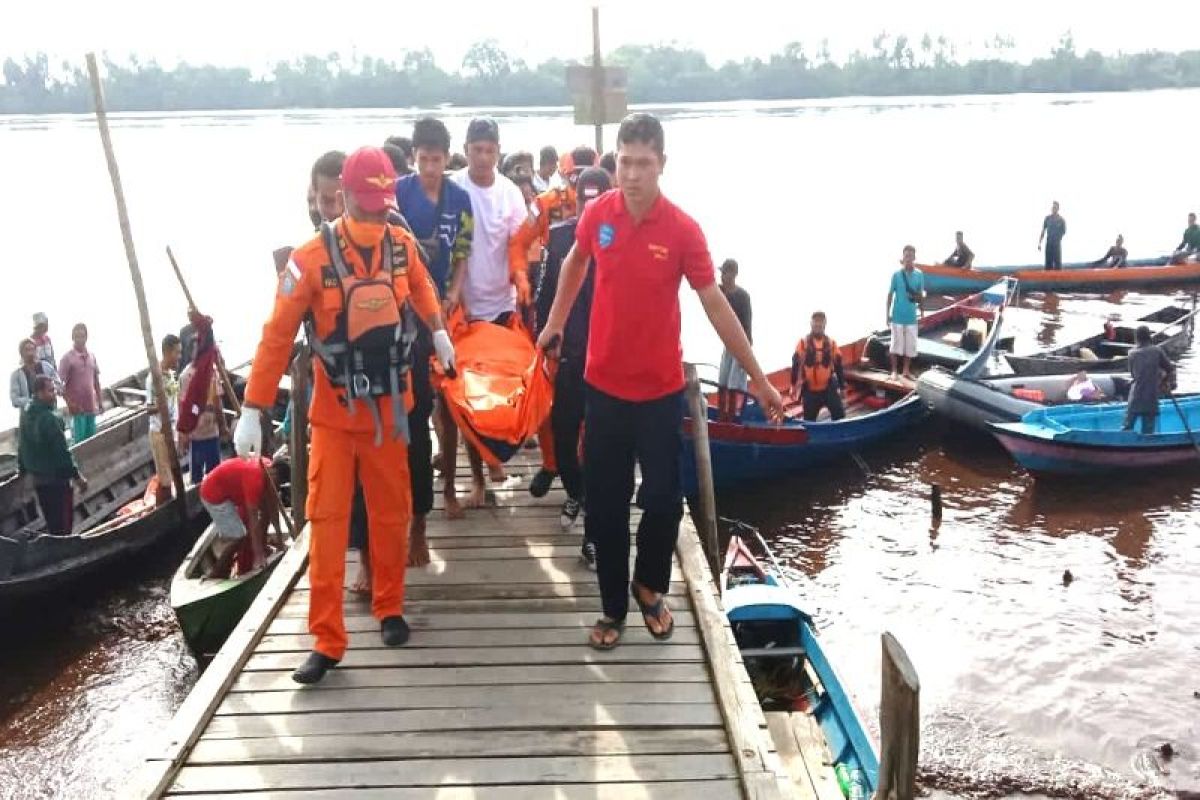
[615,191,665,224]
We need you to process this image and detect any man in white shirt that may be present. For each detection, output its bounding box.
[445,117,529,509]
[450,117,532,324]
[146,333,182,501]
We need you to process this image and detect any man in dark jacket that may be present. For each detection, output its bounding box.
[1123,325,1175,435]
[18,376,88,535]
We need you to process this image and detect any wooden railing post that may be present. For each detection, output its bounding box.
[876,632,920,800]
[288,345,311,531]
[683,363,720,579]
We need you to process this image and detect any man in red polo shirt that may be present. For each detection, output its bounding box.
[537,113,784,650]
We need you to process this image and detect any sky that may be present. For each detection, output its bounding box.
[2,0,1198,73]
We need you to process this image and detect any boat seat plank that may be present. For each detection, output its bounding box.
[843,368,911,394]
[740,646,808,659]
[769,711,844,800]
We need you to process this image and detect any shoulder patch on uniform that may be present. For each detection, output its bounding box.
[321,264,339,289]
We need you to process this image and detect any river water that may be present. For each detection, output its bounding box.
[2,91,1199,797]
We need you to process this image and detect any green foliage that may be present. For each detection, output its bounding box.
[2,37,1199,114]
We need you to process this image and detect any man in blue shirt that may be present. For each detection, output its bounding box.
[394,116,474,562]
[1038,200,1066,270]
[886,245,925,381]
[395,117,474,309]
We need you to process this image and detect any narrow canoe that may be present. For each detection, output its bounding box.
[920,258,1200,294]
[721,530,878,795]
[989,396,1200,475]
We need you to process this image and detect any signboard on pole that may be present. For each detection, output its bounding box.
[566,65,628,93]
[567,65,629,126]
[572,89,628,126]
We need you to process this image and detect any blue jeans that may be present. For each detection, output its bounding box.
[190,437,221,484]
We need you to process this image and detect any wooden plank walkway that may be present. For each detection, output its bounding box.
[137,449,804,799]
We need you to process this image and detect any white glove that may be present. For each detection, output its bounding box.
[433,329,456,373]
[233,408,263,458]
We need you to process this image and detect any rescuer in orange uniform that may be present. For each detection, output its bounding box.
[235,146,455,684]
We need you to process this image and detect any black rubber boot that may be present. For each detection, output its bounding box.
[292,651,339,684]
[381,615,410,646]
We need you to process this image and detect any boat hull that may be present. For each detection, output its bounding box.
[991,426,1197,474]
[920,259,1200,294]
[173,557,282,658]
[683,395,927,491]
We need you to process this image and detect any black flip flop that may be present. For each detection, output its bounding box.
[631,582,675,641]
[588,618,625,651]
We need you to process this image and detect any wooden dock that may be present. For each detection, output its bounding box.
[137,450,811,799]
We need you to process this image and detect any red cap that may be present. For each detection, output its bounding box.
[341,146,397,213]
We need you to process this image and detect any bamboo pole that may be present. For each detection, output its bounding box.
[877,632,921,800]
[683,363,721,579]
[85,53,188,511]
[166,246,242,415]
[289,343,311,532]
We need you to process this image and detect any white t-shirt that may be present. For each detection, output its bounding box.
[450,169,528,321]
[146,369,180,434]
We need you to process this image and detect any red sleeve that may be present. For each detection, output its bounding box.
[680,215,715,291]
[574,202,597,260]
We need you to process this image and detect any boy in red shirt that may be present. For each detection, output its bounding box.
[199,456,282,578]
[538,113,784,650]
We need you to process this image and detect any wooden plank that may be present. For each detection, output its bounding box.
[675,520,789,799]
[168,779,743,799]
[230,662,713,693]
[284,580,689,603]
[275,595,611,616]
[133,527,312,799]
[169,753,739,793]
[200,704,726,740]
[243,644,706,671]
[295,558,682,587]
[265,610,696,635]
[765,712,820,800]
[216,682,717,716]
[253,626,701,652]
[786,712,844,800]
[187,727,733,764]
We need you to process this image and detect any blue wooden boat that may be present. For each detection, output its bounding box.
[989,395,1200,475]
[920,256,1200,295]
[683,281,1014,491]
[721,527,878,796]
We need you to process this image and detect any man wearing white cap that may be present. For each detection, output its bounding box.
[30,313,61,389]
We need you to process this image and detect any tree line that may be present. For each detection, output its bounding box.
[3,34,1200,114]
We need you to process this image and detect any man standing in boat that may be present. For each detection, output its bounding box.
[17,376,87,536]
[792,311,845,421]
[234,146,455,684]
[537,113,784,650]
[1122,325,1175,435]
[1038,200,1066,270]
[886,246,924,381]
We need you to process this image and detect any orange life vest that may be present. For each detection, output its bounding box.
[796,334,839,392]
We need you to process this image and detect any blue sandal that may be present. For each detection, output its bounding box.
[631,581,675,641]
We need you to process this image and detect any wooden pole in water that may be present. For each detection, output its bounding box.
[684,363,721,579]
[289,343,311,531]
[591,5,604,154]
[930,483,942,523]
[85,53,188,511]
[877,631,921,800]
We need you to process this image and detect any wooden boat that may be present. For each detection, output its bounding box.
[682,281,1013,491]
[721,526,878,796]
[1005,303,1198,377]
[171,523,288,658]
[989,395,1200,475]
[0,431,206,605]
[870,278,1014,370]
[917,302,1133,431]
[920,256,1200,295]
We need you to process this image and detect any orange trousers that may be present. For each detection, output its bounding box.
[306,424,411,660]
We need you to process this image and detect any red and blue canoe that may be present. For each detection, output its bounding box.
[989,396,1200,476]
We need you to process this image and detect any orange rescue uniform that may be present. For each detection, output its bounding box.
[244,216,440,661]
[507,185,577,277]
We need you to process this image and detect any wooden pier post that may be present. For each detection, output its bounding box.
[85,53,187,510]
[684,363,721,579]
[877,631,921,800]
[288,344,311,531]
[930,483,942,523]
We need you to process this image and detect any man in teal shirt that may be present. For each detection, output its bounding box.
[1172,212,1200,263]
[886,245,924,381]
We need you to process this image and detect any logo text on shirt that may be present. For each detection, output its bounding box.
[648,244,669,261]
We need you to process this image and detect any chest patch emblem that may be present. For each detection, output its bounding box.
[598,223,616,249]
